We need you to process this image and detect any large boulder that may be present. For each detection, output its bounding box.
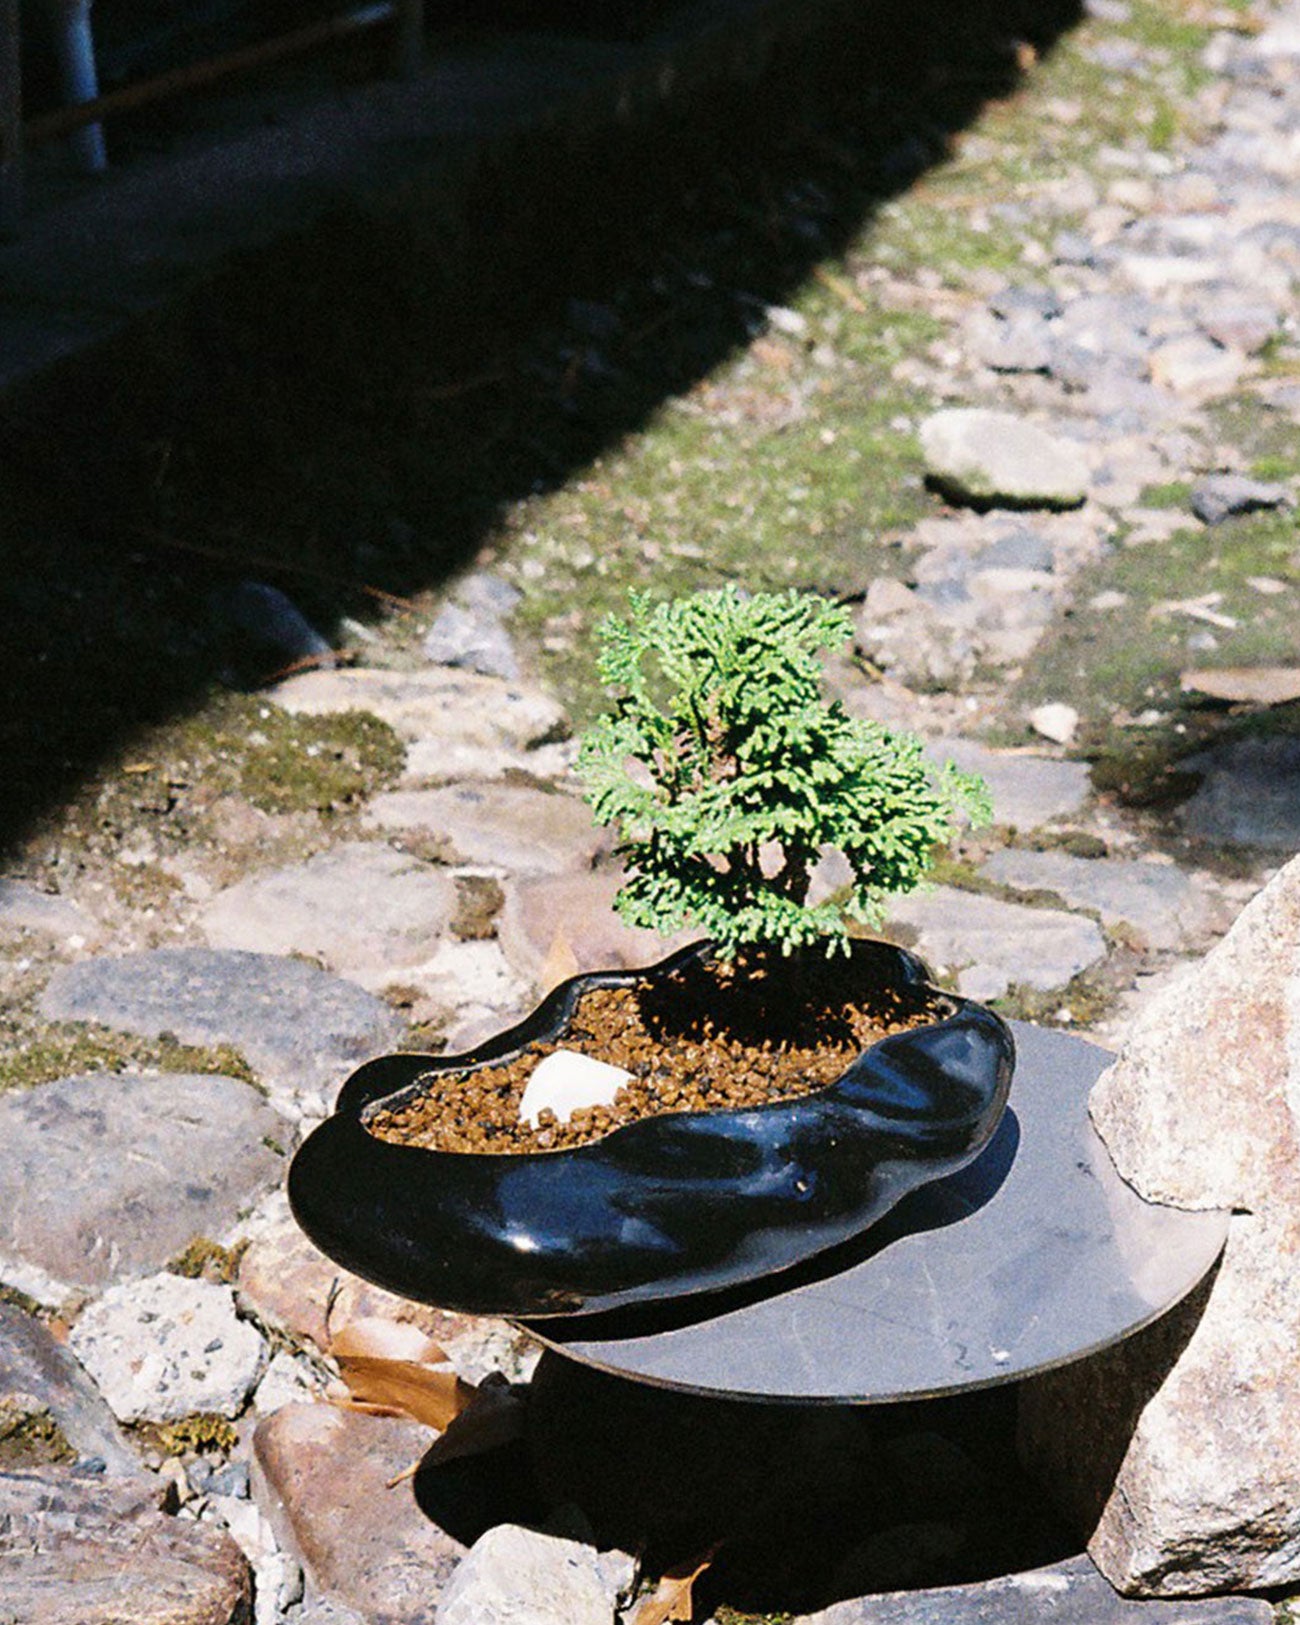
[1018,857,1300,1594]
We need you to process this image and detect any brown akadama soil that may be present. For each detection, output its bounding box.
[366,950,942,1155]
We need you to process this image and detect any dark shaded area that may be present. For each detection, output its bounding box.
[408,1351,1077,1614]
[0,0,1084,857]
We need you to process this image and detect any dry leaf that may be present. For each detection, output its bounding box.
[329,1317,476,1431]
[1149,593,1239,630]
[540,927,581,993]
[421,1373,526,1467]
[630,1546,719,1625]
[1181,667,1300,706]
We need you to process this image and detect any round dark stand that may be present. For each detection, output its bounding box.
[522,1022,1227,1403]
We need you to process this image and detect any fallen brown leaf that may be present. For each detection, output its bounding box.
[1181,667,1300,706]
[630,1545,719,1625]
[329,1317,475,1431]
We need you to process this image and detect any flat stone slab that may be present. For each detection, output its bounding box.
[932,740,1091,829]
[363,783,605,874]
[1177,735,1300,850]
[794,1554,1272,1624]
[919,409,1089,510]
[530,1024,1227,1403]
[0,880,101,946]
[268,667,566,752]
[887,886,1107,999]
[980,850,1220,953]
[69,1273,267,1424]
[200,843,456,982]
[0,1304,140,1476]
[0,1466,252,1625]
[40,948,404,1116]
[0,1072,288,1294]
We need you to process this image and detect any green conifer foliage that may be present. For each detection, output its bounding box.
[577,587,991,958]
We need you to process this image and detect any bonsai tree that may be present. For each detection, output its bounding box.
[576,586,991,958]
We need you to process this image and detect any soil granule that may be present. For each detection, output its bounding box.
[366,950,943,1155]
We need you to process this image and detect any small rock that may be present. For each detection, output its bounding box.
[0,1467,252,1625]
[69,1273,266,1424]
[919,409,1089,510]
[213,581,333,668]
[0,1303,140,1475]
[438,1523,634,1625]
[1148,336,1247,400]
[40,949,403,1119]
[422,574,524,682]
[518,1051,632,1128]
[252,1403,465,1622]
[1198,301,1281,355]
[201,843,456,983]
[0,880,101,947]
[363,783,606,875]
[1178,735,1300,850]
[400,736,576,789]
[887,886,1107,993]
[1028,703,1079,745]
[1190,473,1293,526]
[0,1071,289,1295]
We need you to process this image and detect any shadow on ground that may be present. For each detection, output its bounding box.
[411,1352,1077,1615]
[0,0,1084,857]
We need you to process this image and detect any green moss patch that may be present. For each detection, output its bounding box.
[1,1025,257,1095]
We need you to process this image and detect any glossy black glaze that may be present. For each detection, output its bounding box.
[288,940,1014,1317]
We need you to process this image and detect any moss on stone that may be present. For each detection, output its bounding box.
[148,1413,239,1457]
[1,1025,258,1095]
[0,1402,76,1468]
[167,1238,248,1285]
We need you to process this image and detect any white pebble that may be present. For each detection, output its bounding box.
[518,1050,632,1128]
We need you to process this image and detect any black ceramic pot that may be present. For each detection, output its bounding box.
[288,939,1014,1318]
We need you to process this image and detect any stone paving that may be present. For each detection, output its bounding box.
[3,1,1300,1622]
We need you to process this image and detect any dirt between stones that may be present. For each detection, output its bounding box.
[366,952,942,1154]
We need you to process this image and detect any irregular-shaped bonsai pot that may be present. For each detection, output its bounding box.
[288,939,1014,1318]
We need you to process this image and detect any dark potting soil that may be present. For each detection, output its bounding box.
[366,950,942,1155]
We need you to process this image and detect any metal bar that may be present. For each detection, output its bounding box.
[0,0,20,233]
[26,1,394,146]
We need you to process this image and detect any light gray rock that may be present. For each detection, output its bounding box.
[363,783,605,875]
[1177,735,1300,850]
[0,1303,140,1475]
[269,667,566,753]
[794,1554,1273,1624]
[201,843,456,981]
[438,1523,633,1625]
[0,1467,252,1625]
[1190,473,1293,526]
[980,850,1220,952]
[40,948,403,1117]
[0,1071,288,1294]
[423,573,524,681]
[887,886,1107,999]
[0,879,101,946]
[400,737,576,789]
[929,740,1091,829]
[69,1273,266,1424]
[253,1403,465,1624]
[1020,860,1300,1594]
[919,410,1088,510]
